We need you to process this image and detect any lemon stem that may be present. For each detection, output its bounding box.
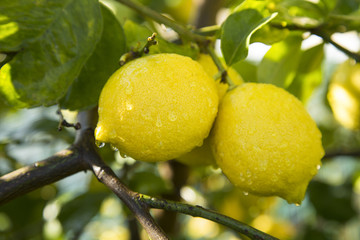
[206,45,236,89]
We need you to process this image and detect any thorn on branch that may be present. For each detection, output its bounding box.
[56,109,81,131]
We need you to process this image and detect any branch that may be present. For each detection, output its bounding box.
[138,195,280,240]
[115,0,211,45]
[83,142,169,240]
[324,150,360,159]
[0,119,96,205]
[271,23,360,63]
[0,109,168,239]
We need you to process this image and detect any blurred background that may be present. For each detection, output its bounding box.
[1,0,360,239]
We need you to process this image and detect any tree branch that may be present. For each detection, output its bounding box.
[138,195,280,240]
[271,23,360,62]
[115,0,211,45]
[84,142,169,240]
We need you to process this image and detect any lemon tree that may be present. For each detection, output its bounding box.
[95,53,218,162]
[1,0,360,239]
[211,83,324,204]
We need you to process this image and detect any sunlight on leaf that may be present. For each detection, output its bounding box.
[221,9,277,66]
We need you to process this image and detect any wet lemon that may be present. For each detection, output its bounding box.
[328,60,360,130]
[95,53,218,162]
[176,54,243,166]
[211,83,324,204]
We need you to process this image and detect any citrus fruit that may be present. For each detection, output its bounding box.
[176,54,243,166]
[211,83,324,204]
[95,53,219,162]
[327,60,360,130]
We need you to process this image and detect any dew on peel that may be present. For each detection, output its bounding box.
[246,169,252,177]
[110,144,118,152]
[156,116,162,127]
[126,102,133,111]
[243,191,249,196]
[95,140,105,148]
[125,86,133,95]
[168,112,177,121]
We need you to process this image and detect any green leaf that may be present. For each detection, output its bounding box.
[0,0,102,108]
[287,43,324,103]
[277,0,326,27]
[221,9,278,66]
[257,34,303,88]
[60,4,126,110]
[58,192,109,236]
[308,181,357,223]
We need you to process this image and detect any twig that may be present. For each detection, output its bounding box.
[323,150,360,159]
[115,0,210,45]
[56,108,81,131]
[311,28,360,63]
[138,195,280,240]
[271,23,360,63]
[119,33,158,66]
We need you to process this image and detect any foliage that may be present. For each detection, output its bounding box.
[1,0,360,239]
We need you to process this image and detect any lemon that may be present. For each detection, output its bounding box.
[95,53,218,162]
[176,54,243,166]
[327,60,360,130]
[211,83,324,204]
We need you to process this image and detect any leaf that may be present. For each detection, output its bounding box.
[257,34,303,88]
[308,181,357,223]
[127,171,171,196]
[60,4,126,110]
[0,0,102,108]
[287,43,324,103]
[58,192,109,236]
[220,9,278,66]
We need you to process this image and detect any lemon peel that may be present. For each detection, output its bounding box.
[95,53,219,162]
[211,83,324,204]
[176,54,243,166]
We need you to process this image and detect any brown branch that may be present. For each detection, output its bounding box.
[83,141,169,240]
[0,108,168,239]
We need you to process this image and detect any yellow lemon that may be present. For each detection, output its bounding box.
[211,83,324,204]
[176,54,243,166]
[95,53,218,162]
[327,60,360,130]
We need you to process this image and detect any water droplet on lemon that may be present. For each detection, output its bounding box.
[168,112,177,121]
[95,141,105,148]
[110,144,118,151]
